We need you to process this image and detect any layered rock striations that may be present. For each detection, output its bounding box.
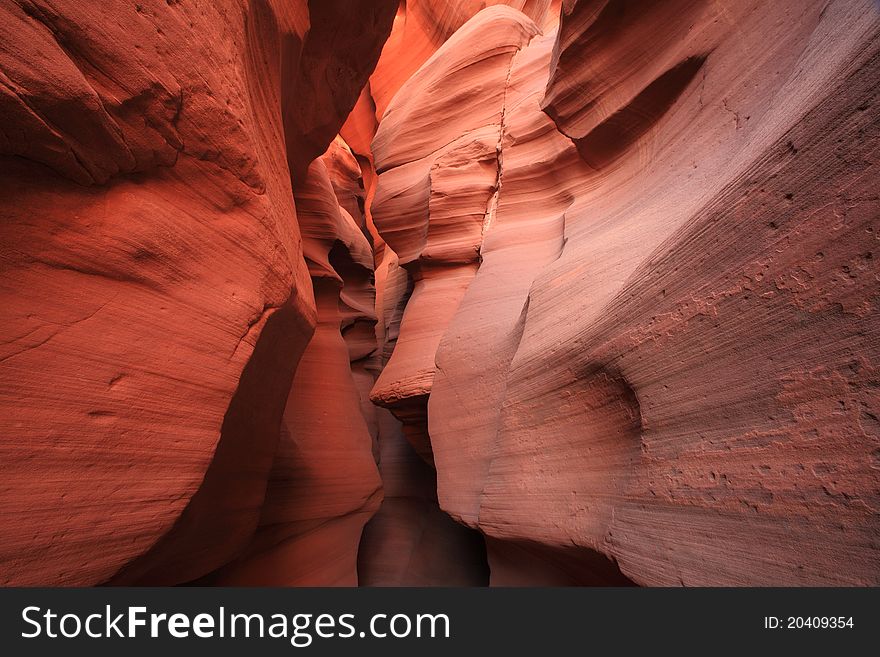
[370,1,880,585]
[365,0,561,124]
[0,0,877,588]
[206,144,382,586]
[369,6,540,456]
[493,0,880,586]
[0,0,395,586]
[358,250,489,586]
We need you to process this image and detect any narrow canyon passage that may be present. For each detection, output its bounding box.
[0,0,878,587]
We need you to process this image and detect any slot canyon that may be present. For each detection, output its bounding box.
[0,0,878,587]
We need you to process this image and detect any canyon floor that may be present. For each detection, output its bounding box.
[0,0,878,586]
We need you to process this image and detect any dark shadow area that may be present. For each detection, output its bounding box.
[105,297,314,585]
[576,55,707,169]
[487,537,637,586]
[358,416,490,586]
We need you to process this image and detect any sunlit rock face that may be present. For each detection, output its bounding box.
[0,0,395,586]
[370,1,880,586]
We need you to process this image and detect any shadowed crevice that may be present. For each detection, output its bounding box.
[105,298,314,585]
[486,537,637,586]
[574,55,708,168]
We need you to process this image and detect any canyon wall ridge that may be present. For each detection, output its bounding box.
[0,0,878,586]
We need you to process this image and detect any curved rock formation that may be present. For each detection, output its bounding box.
[1,0,877,589]
[372,1,880,585]
[369,0,560,122]
[492,0,880,586]
[369,6,540,457]
[0,0,394,586]
[358,250,489,586]
[206,146,382,586]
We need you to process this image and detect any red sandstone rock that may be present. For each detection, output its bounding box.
[359,251,488,586]
[369,6,540,463]
[207,151,382,586]
[284,0,397,184]
[492,0,880,586]
[1,0,878,589]
[369,0,560,121]
[0,0,394,586]
[380,1,880,585]
[358,409,489,586]
[430,29,580,528]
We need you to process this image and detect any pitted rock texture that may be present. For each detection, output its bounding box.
[370,1,880,586]
[1,0,878,589]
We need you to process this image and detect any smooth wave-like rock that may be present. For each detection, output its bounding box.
[491,0,879,586]
[1,0,877,589]
[430,29,581,527]
[369,7,540,460]
[372,1,880,585]
[206,149,382,586]
[0,0,394,586]
[369,0,560,122]
[358,250,489,586]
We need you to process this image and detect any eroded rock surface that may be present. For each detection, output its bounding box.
[207,146,382,586]
[0,0,395,586]
[370,1,880,585]
[1,0,877,588]
[358,250,489,586]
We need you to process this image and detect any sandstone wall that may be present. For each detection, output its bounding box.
[0,0,396,586]
[370,1,880,585]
